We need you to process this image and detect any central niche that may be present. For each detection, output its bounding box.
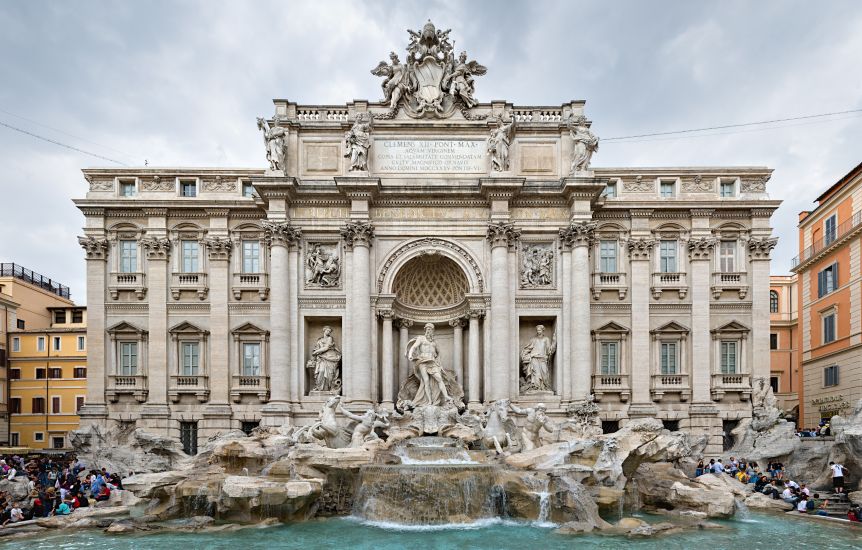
[393,255,469,310]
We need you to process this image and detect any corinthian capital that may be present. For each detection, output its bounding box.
[487,222,521,249]
[340,221,374,249]
[262,220,302,248]
[204,236,233,261]
[559,221,596,249]
[140,237,171,260]
[78,235,108,260]
[688,237,717,261]
[626,238,656,260]
[748,237,778,260]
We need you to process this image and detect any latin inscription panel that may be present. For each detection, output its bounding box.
[372,139,486,173]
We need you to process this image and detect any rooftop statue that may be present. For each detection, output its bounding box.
[568,115,599,174]
[256,117,287,172]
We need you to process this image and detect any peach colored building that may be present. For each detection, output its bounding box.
[769,274,799,419]
[792,162,862,428]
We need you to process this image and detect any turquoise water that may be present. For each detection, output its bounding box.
[3,513,860,549]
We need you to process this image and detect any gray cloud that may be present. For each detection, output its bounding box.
[1,0,860,300]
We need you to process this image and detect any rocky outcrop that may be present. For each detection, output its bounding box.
[0,479,30,501]
[744,492,794,512]
[634,464,736,518]
[70,424,189,474]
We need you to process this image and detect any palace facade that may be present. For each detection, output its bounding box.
[74,23,779,455]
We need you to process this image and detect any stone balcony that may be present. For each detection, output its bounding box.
[106,374,148,402]
[651,373,691,401]
[711,373,752,401]
[711,272,748,299]
[169,374,209,403]
[592,373,630,402]
[232,272,269,300]
[651,272,687,299]
[170,272,209,300]
[230,374,269,403]
[591,272,627,300]
[108,272,146,300]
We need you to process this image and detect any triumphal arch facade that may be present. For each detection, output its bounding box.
[75,21,780,453]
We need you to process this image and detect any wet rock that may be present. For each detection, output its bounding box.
[288,445,374,478]
[616,517,648,529]
[104,519,137,533]
[217,475,321,522]
[548,472,612,529]
[634,463,736,518]
[555,520,595,534]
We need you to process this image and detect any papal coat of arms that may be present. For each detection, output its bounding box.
[371,20,487,119]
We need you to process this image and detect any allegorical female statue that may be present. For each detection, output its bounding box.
[308,326,342,393]
[487,114,515,172]
[520,324,556,393]
[568,115,599,174]
[343,112,373,171]
[256,117,287,172]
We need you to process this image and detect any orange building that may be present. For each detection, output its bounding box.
[769,275,799,419]
[792,161,862,429]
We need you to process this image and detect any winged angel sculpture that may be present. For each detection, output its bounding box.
[370,20,486,118]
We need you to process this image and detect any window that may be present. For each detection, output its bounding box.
[824,215,837,246]
[119,179,136,197]
[10,434,18,446]
[120,240,137,273]
[51,396,61,414]
[35,368,46,380]
[720,180,735,198]
[770,376,779,393]
[74,367,87,379]
[818,263,838,297]
[181,342,200,375]
[824,365,839,387]
[770,291,779,313]
[9,369,20,380]
[49,367,62,379]
[601,420,619,434]
[16,319,24,330]
[599,240,617,273]
[242,240,260,273]
[77,336,86,351]
[659,180,675,198]
[662,420,680,431]
[53,336,61,351]
[54,310,66,324]
[120,342,138,375]
[72,310,84,323]
[52,437,65,449]
[719,241,736,273]
[241,421,260,435]
[76,396,85,412]
[242,342,261,376]
[32,397,45,414]
[34,433,44,442]
[9,398,21,414]
[180,421,198,455]
[660,342,678,374]
[600,342,619,375]
[181,240,200,272]
[823,312,836,344]
[659,240,677,272]
[602,181,617,198]
[37,337,45,352]
[179,179,197,197]
[770,333,778,350]
[720,341,738,374]
[242,181,255,198]
[11,337,19,352]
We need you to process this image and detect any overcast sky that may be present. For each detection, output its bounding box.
[1,0,861,302]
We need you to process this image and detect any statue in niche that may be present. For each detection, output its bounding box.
[337,404,390,448]
[306,244,340,287]
[487,114,515,172]
[443,51,487,109]
[343,112,373,171]
[521,245,554,287]
[307,326,342,393]
[256,117,287,172]
[520,324,557,393]
[568,115,599,174]
[509,402,556,451]
[396,323,465,410]
[371,52,413,110]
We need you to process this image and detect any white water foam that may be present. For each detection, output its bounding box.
[532,491,556,528]
[345,516,547,532]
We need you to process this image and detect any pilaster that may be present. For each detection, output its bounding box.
[78,235,109,422]
[487,222,520,400]
[141,234,170,416]
[627,237,655,410]
[688,236,716,404]
[560,221,596,402]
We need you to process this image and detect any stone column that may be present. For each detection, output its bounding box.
[203,236,232,409]
[487,222,520,401]
[749,237,778,382]
[288,241,301,402]
[260,221,301,425]
[77,236,109,423]
[565,222,595,402]
[342,221,374,404]
[688,237,716,403]
[467,310,482,406]
[140,235,171,432]
[557,240,573,401]
[398,319,412,390]
[380,311,394,408]
[450,318,464,386]
[627,238,655,411]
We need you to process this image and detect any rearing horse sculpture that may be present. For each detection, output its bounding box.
[480,399,518,454]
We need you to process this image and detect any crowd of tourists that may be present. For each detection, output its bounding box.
[694,456,859,522]
[0,454,124,526]
[796,420,832,438]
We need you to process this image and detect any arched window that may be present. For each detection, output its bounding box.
[770,290,779,313]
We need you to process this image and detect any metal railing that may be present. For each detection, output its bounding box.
[792,210,862,268]
[0,263,70,298]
